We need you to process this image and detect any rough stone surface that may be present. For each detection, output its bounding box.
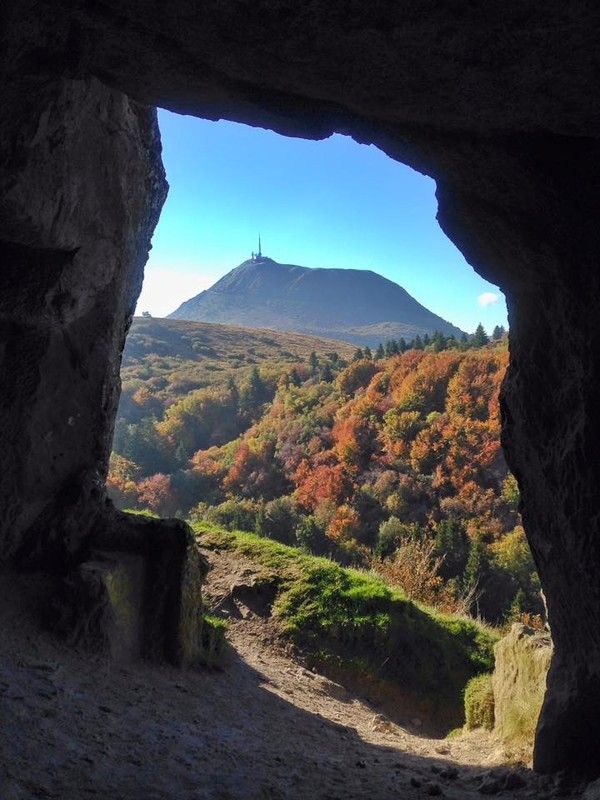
[2,0,600,774]
[584,778,600,800]
[492,624,552,749]
[0,75,166,568]
[94,510,209,667]
[49,553,145,660]
[0,73,208,666]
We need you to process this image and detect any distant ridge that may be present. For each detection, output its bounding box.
[169,256,464,347]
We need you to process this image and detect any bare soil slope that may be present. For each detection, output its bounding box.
[0,559,573,800]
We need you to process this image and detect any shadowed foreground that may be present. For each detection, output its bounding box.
[0,563,582,800]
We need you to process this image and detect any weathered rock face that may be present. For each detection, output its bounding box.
[493,624,552,750]
[0,75,206,665]
[0,75,166,567]
[2,0,600,774]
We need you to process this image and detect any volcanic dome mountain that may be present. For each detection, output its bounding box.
[169,256,464,347]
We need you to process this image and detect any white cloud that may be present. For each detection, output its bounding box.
[478,291,500,308]
[136,266,219,317]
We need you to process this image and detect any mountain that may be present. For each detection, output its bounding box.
[169,256,464,347]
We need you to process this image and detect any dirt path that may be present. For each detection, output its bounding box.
[0,556,576,800]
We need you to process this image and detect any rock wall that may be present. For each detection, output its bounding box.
[0,74,206,665]
[2,0,600,772]
[0,75,166,567]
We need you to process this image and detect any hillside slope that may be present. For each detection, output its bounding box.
[111,333,541,628]
[0,567,548,800]
[169,257,464,347]
[119,317,354,418]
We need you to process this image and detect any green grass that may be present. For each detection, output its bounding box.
[199,614,229,668]
[196,522,497,728]
[464,673,495,730]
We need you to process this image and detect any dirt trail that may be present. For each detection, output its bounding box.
[0,554,575,800]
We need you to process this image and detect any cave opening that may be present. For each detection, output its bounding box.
[2,1,600,785]
[109,109,524,738]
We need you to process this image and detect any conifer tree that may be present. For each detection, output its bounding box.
[226,375,239,405]
[492,324,506,340]
[240,366,267,413]
[463,537,490,614]
[431,331,446,352]
[472,323,489,347]
[413,335,424,350]
[434,518,469,579]
[352,347,364,361]
[289,368,302,387]
[320,363,334,382]
[364,345,373,360]
[375,343,385,360]
[309,351,319,375]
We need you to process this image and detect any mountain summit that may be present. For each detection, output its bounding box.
[169,256,464,347]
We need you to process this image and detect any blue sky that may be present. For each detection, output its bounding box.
[137,109,508,334]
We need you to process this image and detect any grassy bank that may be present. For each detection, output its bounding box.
[196,522,497,729]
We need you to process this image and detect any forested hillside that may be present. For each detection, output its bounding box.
[111,319,539,625]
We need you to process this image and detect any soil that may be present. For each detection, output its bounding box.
[0,550,584,799]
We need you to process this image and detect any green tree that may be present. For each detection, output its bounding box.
[502,473,520,511]
[431,331,446,352]
[295,515,329,555]
[363,345,373,360]
[309,351,319,375]
[226,375,239,405]
[413,335,424,350]
[240,366,268,413]
[288,368,302,387]
[463,537,490,611]
[375,343,385,360]
[434,517,469,579]
[352,347,364,361]
[492,324,506,340]
[472,323,489,347]
[320,363,334,382]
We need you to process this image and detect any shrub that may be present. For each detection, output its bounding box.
[464,673,494,730]
[375,517,424,558]
[375,516,404,558]
[295,515,329,554]
[203,498,259,532]
[258,496,299,545]
[374,533,445,606]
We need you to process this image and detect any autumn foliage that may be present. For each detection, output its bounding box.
[109,331,540,624]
